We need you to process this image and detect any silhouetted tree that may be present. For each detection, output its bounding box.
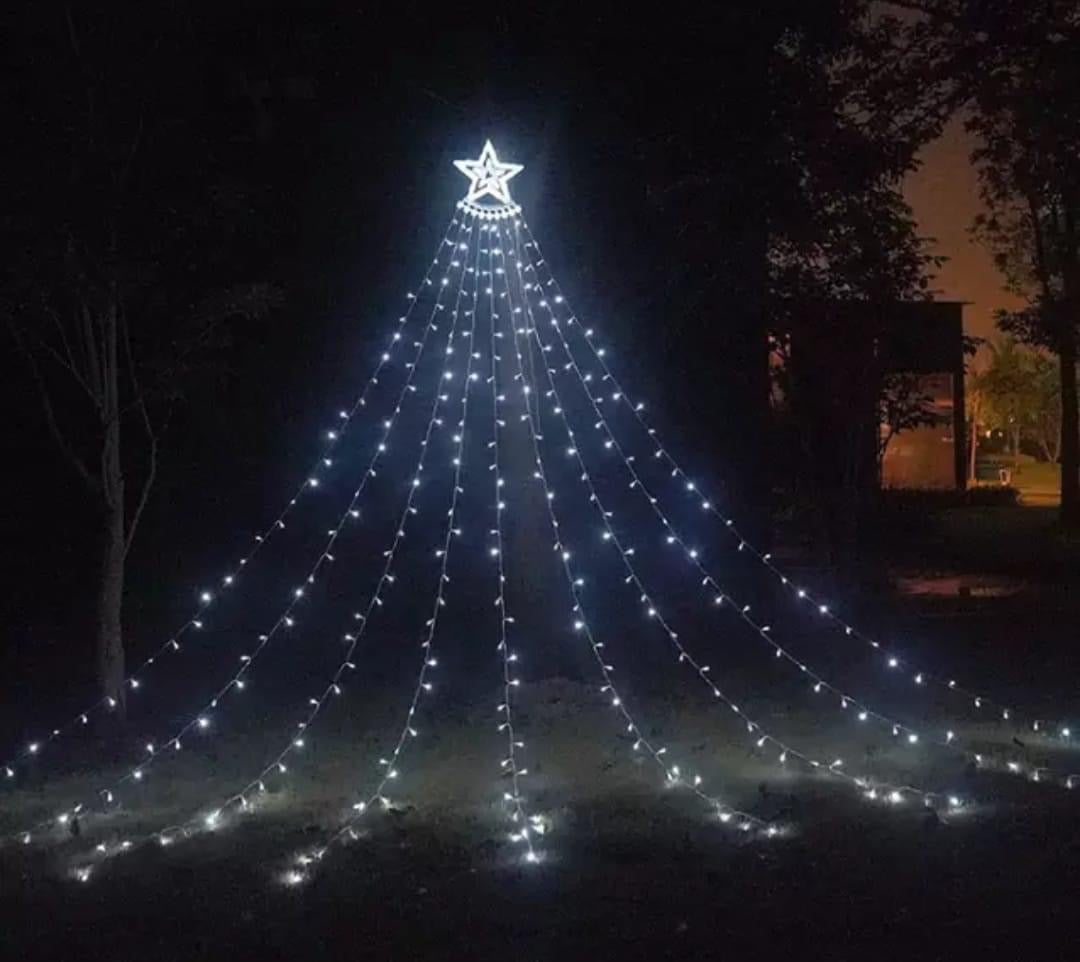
[890,0,1080,526]
[1028,352,1065,464]
[6,7,278,708]
[626,3,944,557]
[977,338,1039,467]
[879,373,939,466]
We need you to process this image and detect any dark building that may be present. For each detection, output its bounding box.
[878,302,967,491]
[774,300,967,565]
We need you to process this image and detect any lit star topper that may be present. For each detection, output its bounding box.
[454,141,523,213]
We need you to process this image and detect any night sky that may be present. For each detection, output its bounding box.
[1,4,746,707]
[5,11,1080,958]
[1,3,1010,709]
[904,113,1023,346]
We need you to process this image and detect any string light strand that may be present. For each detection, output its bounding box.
[515,217,1077,774]
[504,220,949,812]
[12,216,474,847]
[1,214,465,788]
[512,233,1038,789]
[319,213,488,860]
[486,225,539,862]
[494,222,768,833]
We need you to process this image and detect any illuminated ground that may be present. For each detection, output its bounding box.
[2,654,1079,960]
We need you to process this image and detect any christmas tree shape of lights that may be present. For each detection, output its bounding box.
[6,141,1078,885]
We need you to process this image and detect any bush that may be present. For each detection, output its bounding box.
[964,485,1022,506]
[881,486,1020,514]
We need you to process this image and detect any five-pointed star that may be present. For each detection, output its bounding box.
[454,140,524,206]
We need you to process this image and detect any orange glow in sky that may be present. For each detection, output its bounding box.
[903,114,1026,347]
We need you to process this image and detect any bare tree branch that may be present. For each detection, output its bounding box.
[99,301,121,509]
[7,318,99,493]
[117,111,145,193]
[124,411,158,558]
[120,300,160,557]
[81,303,105,401]
[33,305,104,409]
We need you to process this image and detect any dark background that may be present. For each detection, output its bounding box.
[3,2,789,709]
[6,10,1080,960]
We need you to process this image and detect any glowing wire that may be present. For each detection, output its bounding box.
[0,214,464,788]
[322,213,488,854]
[70,216,481,864]
[512,240,1003,779]
[515,219,1029,725]
[486,224,538,861]
[516,217,1078,788]
[494,221,766,831]
[159,217,483,855]
[503,219,942,809]
[13,218,474,846]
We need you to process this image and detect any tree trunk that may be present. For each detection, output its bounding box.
[1058,204,1079,528]
[1059,321,1079,528]
[968,400,979,484]
[96,491,127,713]
[96,302,127,710]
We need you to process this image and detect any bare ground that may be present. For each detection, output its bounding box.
[2,673,1079,961]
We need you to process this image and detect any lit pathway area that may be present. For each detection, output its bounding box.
[978,455,1061,507]
[1014,462,1062,508]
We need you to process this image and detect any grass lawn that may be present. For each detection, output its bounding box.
[978,454,1061,505]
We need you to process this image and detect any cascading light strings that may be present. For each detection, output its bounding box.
[515,217,1076,768]
[170,216,482,856]
[494,222,770,834]
[64,216,482,876]
[312,217,489,869]
[1,214,464,788]
[485,225,539,863]
[43,140,1077,888]
[11,217,474,849]
[317,223,541,876]
[502,220,956,813]
[526,275,1080,790]
[512,230,1064,792]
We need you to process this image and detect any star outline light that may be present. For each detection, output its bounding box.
[454,140,523,214]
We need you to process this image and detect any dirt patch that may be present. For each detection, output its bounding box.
[3,681,1079,959]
